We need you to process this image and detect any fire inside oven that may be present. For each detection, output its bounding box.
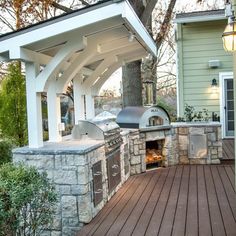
[145,139,164,169]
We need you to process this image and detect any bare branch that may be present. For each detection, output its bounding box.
[51,2,73,13]
[155,0,177,47]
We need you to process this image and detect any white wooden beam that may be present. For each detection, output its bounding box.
[9,47,52,64]
[92,49,146,95]
[55,28,126,93]
[83,55,117,87]
[35,36,87,92]
[55,45,96,93]
[25,62,43,148]
[97,36,132,53]
[92,62,122,95]
[86,42,141,65]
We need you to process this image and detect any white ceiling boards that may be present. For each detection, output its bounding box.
[0,0,157,148]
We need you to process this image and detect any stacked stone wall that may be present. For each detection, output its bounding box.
[176,125,222,164]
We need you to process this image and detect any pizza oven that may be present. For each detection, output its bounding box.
[117,106,171,170]
[116,106,170,129]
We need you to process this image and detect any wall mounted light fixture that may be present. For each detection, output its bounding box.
[211,78,218,93]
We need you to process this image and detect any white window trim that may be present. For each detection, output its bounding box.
[219,71,234,139]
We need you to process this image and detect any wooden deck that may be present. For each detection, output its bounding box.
[77,165,236,236]
[223,139,235,160]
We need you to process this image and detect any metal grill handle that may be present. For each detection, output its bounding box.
[94,171,102,176]
[95,189,103,194]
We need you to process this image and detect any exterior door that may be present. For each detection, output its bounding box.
[224,78,234,137]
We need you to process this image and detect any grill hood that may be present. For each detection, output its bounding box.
[72,119,119,140]
[116,106,170,129]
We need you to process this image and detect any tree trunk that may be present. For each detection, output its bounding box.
[122,60,142,107]
[121,0,145,107]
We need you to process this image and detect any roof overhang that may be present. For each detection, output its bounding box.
[0,0,156,59]
[174,9,226,24]
[0,0,157,93]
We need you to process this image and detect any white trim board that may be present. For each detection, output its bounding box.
[219,72,234,139]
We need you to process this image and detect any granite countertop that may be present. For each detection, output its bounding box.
[13,138,105,155]
[171,122,221,127]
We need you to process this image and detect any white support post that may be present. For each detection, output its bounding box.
[25,63,43,148]
[73,75,86,123]
[47,82,62,142]
[85,89,95,119]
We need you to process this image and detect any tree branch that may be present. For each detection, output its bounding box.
[155,0,177,47]
[51,2,73,13]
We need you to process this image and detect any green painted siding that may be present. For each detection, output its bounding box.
[177,20,233,117]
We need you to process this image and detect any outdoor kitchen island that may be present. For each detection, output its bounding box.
[12,118,222,236]
[13,132,130,236]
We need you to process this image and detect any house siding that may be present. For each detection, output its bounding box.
[177,20,233,118]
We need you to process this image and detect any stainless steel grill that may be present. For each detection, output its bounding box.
[116,105,170,129]
[72,117,122,193]
[71,119,122,154]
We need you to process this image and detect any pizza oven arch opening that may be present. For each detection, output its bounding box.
[149,116,164,126]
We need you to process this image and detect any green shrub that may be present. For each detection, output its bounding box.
[175,104,210,122]
[0,163,57,236]
[0,140,13,165]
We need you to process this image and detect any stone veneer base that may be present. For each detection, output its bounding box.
[13,138,130,236]
[12,122,222,235]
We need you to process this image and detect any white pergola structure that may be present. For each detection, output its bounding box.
[0,0,156,148]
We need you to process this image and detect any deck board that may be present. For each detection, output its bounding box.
[204,166,226,236]
[211,166,236,236]
[172,166,190,236]
[118,170,161,236]
[77,165,236,236]
[105,172,153,236]
[131,168,169,236]
[158,166,183,236]
[186,165,198,236]
[197,165,212,236]
[91,173,150,236]
[223,139,235,160]
[145,166,177,236]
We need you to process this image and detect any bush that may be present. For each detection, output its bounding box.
[184,104,210,122]
[0,63,27,146]
[0,140,13,165]
[0,163,57,236]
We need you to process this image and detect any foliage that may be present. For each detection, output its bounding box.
[0,0,54,30]
[176,104,210,122]
[0,163,57,236]
[0,63,27,146]
[156,94,177,121]
[0,140,13,165]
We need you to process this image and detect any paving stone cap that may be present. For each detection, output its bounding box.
[13,139,104,155]
[140,125,172,132]
[171,122,221,128]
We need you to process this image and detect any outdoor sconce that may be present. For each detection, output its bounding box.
[211,78,218,93]
[222,17,236,52]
